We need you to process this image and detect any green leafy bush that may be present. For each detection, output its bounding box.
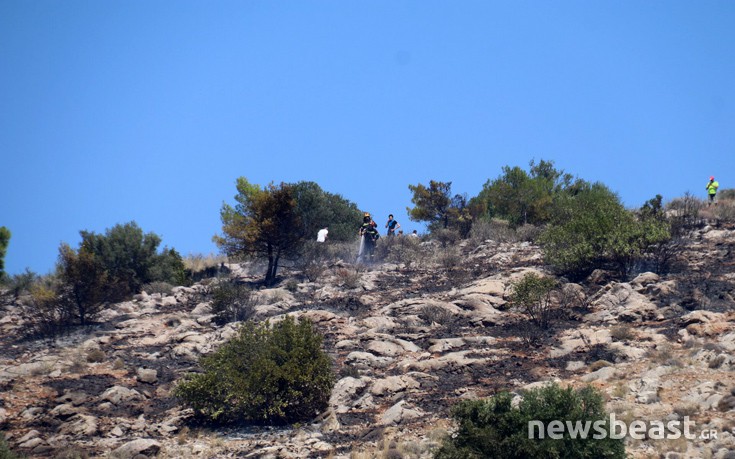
[0,432,23,459]
[209,280,255,325]
[469,159,586,228]
[174,315,334,425]
[291,181,363,242]
[539,184,670,280]
[3,268,38,300]
[79,222,186,299]
[509,273,559,329]
[0,227,10,282]
[436,383,625,459]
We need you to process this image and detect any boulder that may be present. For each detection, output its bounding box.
[137,368,158,384]
[111,439,161,458]
[585,283,659,323]
[329,377,370,413]
[370,375,421,396]
[99,386,145,405]
[379,400,424,426]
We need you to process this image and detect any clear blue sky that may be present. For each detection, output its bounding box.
[2,1,734,276]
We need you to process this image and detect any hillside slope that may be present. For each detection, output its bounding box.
[1,223,735,458]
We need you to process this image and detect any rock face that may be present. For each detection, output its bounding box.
[1,223,735,458]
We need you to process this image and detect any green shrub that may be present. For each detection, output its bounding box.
[0,432,23,459]
[21,283,76,337]
[4,268,38,299]
[468,218,516,246]
[0,227,10,282]
[509,273,559,329]
[141,281,174,296]
[539,185,670,280]
[174,315,334,425]
[469,159,585,228]
[78,221,186,300]
[435,383,625,459]
[290,181,363,242]
[209,280,255,325]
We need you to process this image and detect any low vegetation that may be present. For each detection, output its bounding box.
[174,315,334,425]
[435,383,625,459]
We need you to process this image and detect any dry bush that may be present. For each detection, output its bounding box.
[184,253,229,281]
[515,224,543,242]
[142,281,173,296]
[437,247,462,271]
[20,284,77,339]
[373,236,427,267]
[432,228,461,248]
[297,241,329,282]
[86,348,106,363]
[711,199,735,221]
[335,268,361,289]
[666,192,705,220]
[588,360,612,371]
[708,354,727,369]
[419,305,454,326]
[609,325,636,342]
[673,402,700,417]
[469,218,517,247]
[183,253,228,273]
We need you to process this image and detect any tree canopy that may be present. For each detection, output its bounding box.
[407,180,470,235]
[469,159,585,227]
[0,226,10,281]
[215,178,303,285]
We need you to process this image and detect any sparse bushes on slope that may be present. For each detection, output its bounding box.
[373,235,429,268]
[16,222,186,337]
[435,384,625,459]
[174,315,334,425]
[2,268,38,300]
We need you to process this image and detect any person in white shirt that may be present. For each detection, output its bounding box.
[317,227,329,243]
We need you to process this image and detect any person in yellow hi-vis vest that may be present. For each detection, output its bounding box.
[706,176,719,205]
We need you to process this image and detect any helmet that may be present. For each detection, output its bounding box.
[710,176,715,180]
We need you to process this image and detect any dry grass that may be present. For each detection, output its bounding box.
[336,268,362,289]
[183,253,228,273]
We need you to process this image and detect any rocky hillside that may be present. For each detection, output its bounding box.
[1,223,735,458]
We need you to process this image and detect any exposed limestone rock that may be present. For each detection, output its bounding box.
[345,351,394,369]
[329,377,370,413]
[2,227,735,458]
[59,414,98,436]
[380,400,424,426]
[100,386,145,405]
[111,439,161,458]
[370,375,421,396]
[585,283,660,323]
[137,368,158,384]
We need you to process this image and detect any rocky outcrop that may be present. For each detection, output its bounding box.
[1,226,735,458]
